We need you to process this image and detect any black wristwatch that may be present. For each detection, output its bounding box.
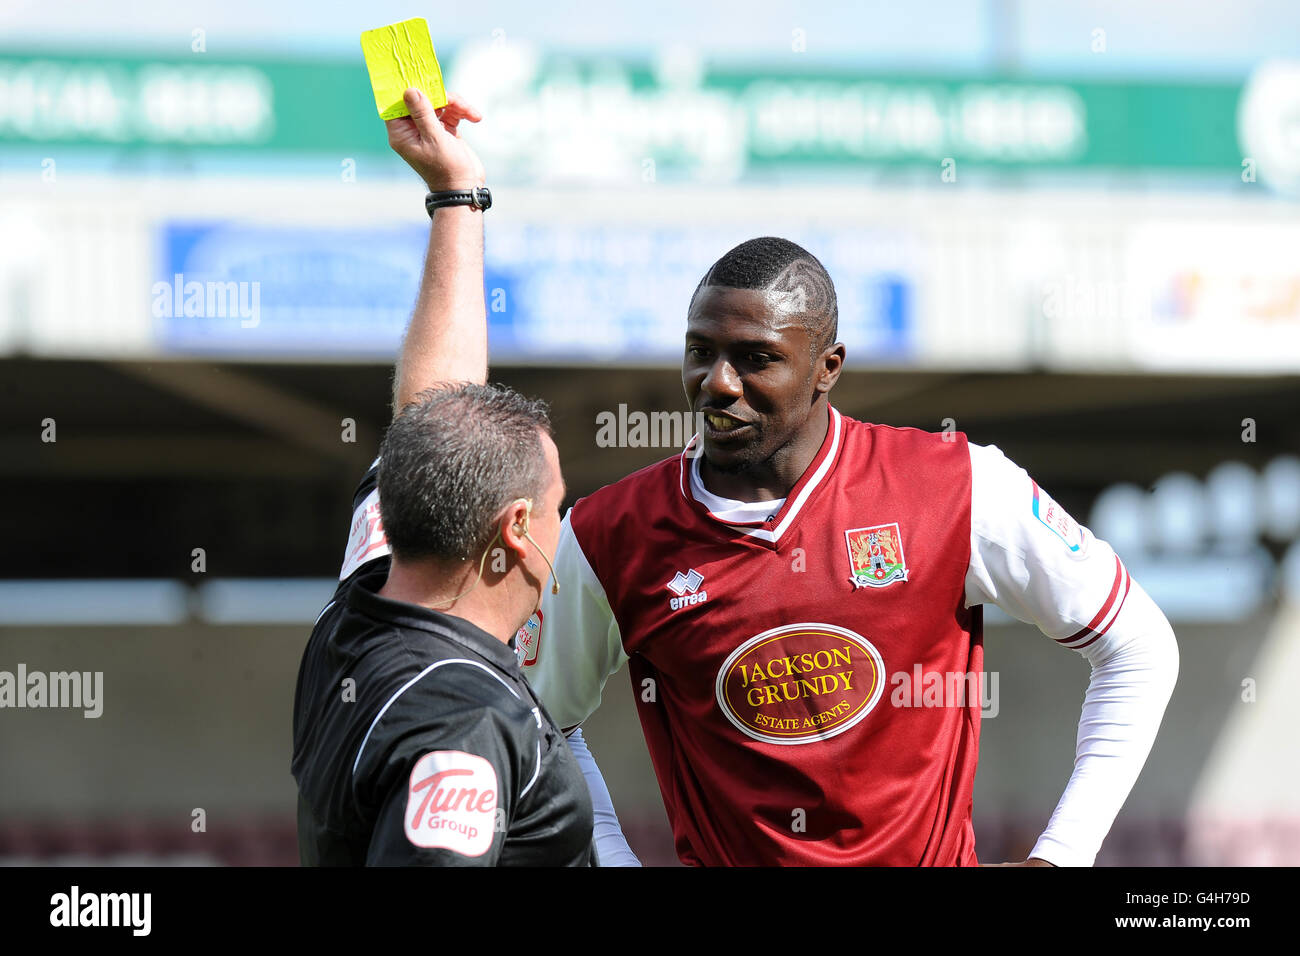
[425,186,492,218]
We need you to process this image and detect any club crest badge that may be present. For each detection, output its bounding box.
[845,523,908,589]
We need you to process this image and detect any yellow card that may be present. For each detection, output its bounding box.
[359,17,448,119]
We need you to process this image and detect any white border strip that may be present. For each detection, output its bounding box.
[353,658,520,775]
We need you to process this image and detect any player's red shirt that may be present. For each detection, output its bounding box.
[531,405,983,865]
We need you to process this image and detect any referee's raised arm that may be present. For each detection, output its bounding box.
[385,87,489,408]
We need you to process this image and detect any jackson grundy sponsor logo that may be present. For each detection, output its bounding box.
[715,623,885,745]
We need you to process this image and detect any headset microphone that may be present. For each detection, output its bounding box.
[516,499,560,595]
[429,499,560,610]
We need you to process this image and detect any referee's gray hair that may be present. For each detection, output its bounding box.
[377,383,554,563]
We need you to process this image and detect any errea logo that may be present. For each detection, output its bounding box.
[667,568,708,611]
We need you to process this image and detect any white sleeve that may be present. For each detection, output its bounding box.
[524,509,629,730]
[565,727,642,867]
[965,442,1179,867]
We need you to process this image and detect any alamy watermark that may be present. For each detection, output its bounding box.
[0,664,103,718]
[890,665,999,718]
[1040,274,1151,324]
[595,404,707,454]
[151,272,261,327]
[50,886,150,936]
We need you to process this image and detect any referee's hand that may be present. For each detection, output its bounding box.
[386,87,486,192]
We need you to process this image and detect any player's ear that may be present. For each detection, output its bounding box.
[498,498,532,560]
[816,342,845,393]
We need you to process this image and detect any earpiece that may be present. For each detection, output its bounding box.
[512,498,558,595]
[429,498,557,610]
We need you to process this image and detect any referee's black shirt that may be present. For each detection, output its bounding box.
[291,464,595,866]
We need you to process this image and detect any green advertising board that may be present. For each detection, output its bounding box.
[0,46,1247,177]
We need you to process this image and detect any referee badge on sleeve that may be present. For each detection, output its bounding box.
[514,610,542,667]
[404,751,498,856]
[1031,481,1089,556]
[340,487,391,580]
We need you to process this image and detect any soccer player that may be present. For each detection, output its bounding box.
[291,89,594,866]
[525,238,1180,866]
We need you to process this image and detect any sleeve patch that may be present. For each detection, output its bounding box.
[404,751,498,855]
[340,486,391,580]
[1031,481,1088,555]
[514,610,543,667]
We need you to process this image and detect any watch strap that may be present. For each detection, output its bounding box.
[425,186,492,217]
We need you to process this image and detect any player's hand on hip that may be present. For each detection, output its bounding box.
[385,88,486,192]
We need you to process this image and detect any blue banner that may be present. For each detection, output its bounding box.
[156,222,913,362]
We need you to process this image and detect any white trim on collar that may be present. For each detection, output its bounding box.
[678,406,843,545]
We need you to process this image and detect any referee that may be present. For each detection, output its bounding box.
[291,88,594,866]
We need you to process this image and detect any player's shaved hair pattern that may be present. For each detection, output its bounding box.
[691,237,839,356]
